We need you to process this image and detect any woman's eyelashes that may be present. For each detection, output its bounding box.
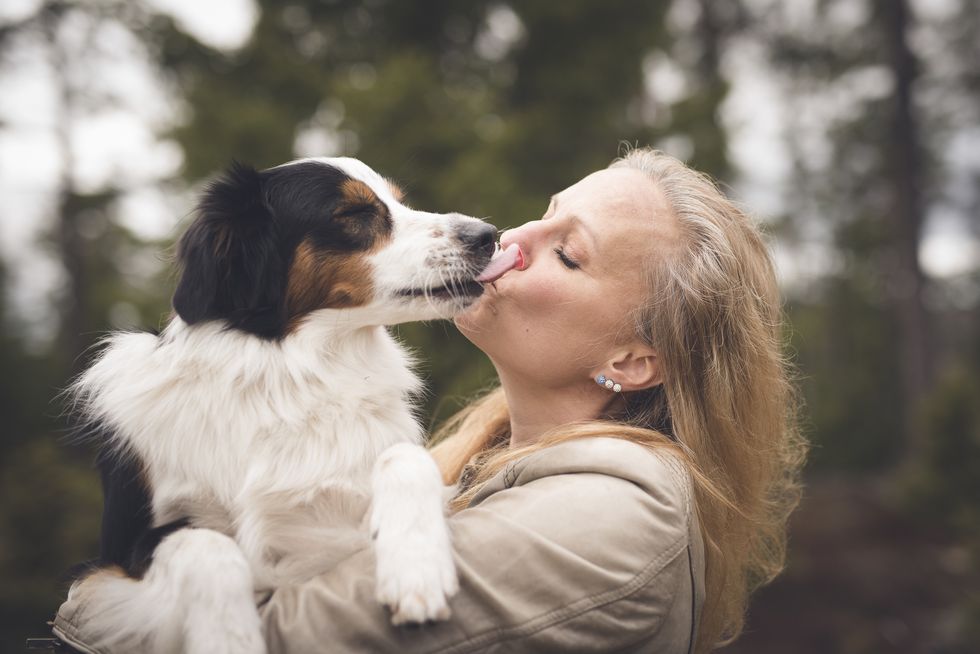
[554,246,581,270]
[537,211,582,269]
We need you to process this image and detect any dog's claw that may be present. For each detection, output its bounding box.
[375,545,458,625]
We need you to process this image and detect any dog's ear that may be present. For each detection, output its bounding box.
[172,162,285,337]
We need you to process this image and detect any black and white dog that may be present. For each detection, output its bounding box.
[59,157,499,653]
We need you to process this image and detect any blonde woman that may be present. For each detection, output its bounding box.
[57,148,805,653]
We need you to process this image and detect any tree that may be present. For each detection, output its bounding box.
[756,0,980,470]
[0,2,189,647]
[879,0,931,463]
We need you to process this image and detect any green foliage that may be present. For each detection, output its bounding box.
[0,438,102,651]
[899,366,980,649]
[0,263,104,649]
[762,0,980,473]
[904,366,980,539]
[788,284,904,471]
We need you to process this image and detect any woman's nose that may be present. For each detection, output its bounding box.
[500,221,544,265]
[500,220,543,248]
[500,220,547,250]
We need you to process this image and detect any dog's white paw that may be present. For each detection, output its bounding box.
[371,442,459,625]
[374,536,459,625]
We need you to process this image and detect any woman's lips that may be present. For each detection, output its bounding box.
[476,243,524,283]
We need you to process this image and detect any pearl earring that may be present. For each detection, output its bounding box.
[595,374,622,393]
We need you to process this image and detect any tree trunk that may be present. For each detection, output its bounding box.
[42,3,89,375]
[879,0,932,465]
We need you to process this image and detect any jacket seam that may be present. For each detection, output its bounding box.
[503,462,519,487]
[686,542,697,654]
[53,592,104,654]
[606,554,689,654]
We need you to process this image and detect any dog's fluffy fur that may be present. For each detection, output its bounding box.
[59,157,497,653]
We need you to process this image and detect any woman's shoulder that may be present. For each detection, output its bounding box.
[465,436,697,574]
[454,436,702,652]
[471,436,693,519]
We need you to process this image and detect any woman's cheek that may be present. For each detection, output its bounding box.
[472,269,570,330]
[515,275,572,319]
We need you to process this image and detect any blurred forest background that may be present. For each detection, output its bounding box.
[1,0,978,652]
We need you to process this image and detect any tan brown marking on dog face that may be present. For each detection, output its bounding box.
[333,178,394,249]
[283,177,398,333]
[338,178,378,209]
[285,240,376,332]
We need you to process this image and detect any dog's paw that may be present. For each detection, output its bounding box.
[370,442,459,625]
[374,536,459,625]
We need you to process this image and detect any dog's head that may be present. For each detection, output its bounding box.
[172,157,497,338]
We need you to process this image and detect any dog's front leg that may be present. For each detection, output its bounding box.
[370,443,459,625]
[56,528,266,654]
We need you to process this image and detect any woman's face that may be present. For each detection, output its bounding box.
[455,167,677,389]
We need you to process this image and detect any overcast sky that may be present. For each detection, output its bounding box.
[1,0,976,343]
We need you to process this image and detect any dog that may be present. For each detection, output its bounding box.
[57,157,499,653]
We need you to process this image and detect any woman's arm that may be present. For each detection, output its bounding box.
[263,443,698,653]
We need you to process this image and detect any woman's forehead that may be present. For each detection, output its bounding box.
[559,168,672,251]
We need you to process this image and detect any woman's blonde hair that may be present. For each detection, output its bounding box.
[430,147,807,652]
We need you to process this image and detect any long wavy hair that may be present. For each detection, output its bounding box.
[429,147,807,651]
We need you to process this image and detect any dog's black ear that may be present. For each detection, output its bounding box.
[173,162,285,337]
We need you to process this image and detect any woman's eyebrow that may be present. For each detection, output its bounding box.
[567,215,598,253]
[550,195,598,252]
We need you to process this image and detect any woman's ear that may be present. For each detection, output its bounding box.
[602,347,663,391]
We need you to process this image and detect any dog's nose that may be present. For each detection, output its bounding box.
[455,221,498,257]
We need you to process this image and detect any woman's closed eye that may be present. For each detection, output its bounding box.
[554,247,580,270]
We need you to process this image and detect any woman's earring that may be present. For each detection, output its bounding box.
[595,375,622,393]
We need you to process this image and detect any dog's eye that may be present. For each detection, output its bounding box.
[335,178,386,222]
[334,202,377,221]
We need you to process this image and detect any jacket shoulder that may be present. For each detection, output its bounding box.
[472,436,692,517]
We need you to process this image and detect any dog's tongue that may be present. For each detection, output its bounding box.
[476,243,523,283]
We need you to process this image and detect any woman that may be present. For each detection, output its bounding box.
[56,148,805,652]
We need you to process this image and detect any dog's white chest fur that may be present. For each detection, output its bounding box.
[75,316,424,572]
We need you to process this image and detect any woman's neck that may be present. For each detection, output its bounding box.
[498,371,616,449]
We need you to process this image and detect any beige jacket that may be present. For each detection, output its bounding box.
[54,437,704,653]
